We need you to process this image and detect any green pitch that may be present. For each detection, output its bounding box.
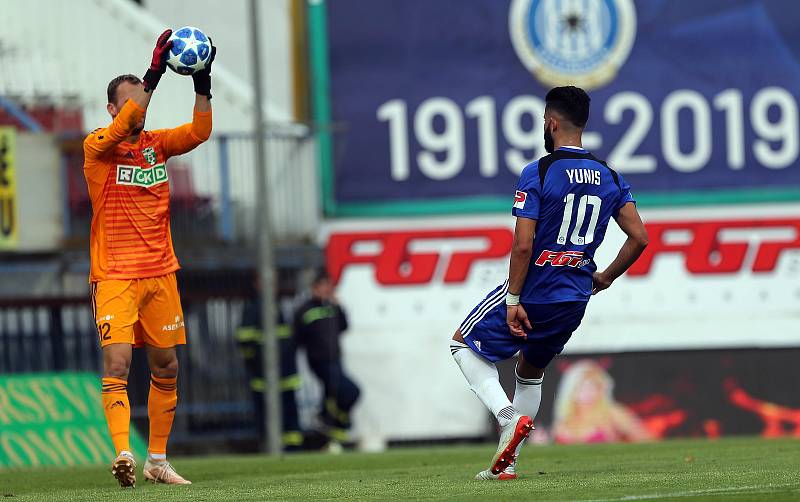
[1,437,798,501]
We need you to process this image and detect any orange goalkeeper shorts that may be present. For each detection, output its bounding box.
[91,272,186,348]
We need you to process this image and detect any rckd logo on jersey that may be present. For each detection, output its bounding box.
[116,164,168,188]
[327,218,800,286]
[509,0,637,90]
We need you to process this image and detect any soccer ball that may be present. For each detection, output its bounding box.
[166,26,212,75]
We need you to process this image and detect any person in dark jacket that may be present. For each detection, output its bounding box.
[237,294,304,451]
[294,271,360,441]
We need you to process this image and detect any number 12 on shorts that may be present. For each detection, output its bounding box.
[557,194,601,246]
[97,322,111,341]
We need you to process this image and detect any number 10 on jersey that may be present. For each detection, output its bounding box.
[557,194,602,246]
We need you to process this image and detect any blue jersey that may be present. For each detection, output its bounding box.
[512,146,635,304]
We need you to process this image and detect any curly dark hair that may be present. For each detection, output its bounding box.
[107,74,142,104]
[545,86,591,128]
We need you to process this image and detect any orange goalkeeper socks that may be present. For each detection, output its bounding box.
[148,375,178,455]
[101,377,131,454]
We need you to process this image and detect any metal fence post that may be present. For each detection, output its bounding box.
[218,136,234,242]
[249,0,283,456]
[49,306,66,371]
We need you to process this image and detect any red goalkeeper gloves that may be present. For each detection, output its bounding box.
[143,29,173,92]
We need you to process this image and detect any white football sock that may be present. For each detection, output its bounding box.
[512,370,543,456]
[450,341,515,426]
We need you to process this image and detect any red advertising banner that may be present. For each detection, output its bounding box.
[498,348,800,443]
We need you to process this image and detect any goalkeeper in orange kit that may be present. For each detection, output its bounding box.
[83,30,215,487]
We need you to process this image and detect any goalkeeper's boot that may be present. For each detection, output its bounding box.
[111,450,136,488]
[143,459,192,485]
[487,414,533,476]
[475,458,518,480]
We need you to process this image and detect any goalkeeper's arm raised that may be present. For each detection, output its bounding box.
[160,43,217,157]
[84,30,174,159]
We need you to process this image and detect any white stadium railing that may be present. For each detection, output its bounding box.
[0,0,288,132]
[1,0,321,242]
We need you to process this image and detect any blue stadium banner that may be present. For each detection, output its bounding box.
[322,0,800,216]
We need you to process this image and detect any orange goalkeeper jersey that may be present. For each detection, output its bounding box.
[83,99,212,281]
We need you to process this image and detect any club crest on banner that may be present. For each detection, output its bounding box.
[509,0,636,90]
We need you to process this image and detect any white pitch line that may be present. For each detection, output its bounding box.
[581,483,800,501]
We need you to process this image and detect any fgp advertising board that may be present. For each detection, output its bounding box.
[322,203,800,440]
[321,0,800,215]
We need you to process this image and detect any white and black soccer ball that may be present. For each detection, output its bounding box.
[166,26,212,75]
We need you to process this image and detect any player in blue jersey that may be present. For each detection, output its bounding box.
[450,86,649,480]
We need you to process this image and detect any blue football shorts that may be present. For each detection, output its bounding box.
[458,281,588,368]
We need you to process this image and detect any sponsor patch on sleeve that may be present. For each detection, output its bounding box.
[514,190,527,209]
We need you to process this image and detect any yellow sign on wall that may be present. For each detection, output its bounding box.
[0,127,18,249]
